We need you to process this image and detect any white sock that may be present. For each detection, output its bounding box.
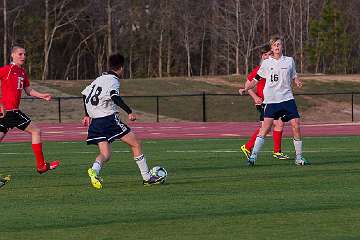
[135,154,151,181]
[293,138,303,160]
[92,160,102,175]
[250,136,265,159]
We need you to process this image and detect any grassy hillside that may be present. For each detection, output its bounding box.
[29,75,360,122]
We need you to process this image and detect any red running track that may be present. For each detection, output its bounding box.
[1,122,360,143]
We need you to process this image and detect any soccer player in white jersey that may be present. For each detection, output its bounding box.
[81,53,165,189]
[239,36,310,166]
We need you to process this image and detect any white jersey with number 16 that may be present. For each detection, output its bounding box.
[81,73,120,118]
[257,56,297,104]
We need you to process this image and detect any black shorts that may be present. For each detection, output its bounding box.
[0,110,31,133]
[256,104,265,121]
[86,114,131,145]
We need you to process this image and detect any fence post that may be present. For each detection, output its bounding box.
[352,92,354,122]
[58,97,62,123]
[202,92,206,122]
[156,96,159,122]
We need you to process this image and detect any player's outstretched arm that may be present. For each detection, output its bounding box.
[25,87,52,101]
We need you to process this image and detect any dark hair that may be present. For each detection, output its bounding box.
[260,45,271,55]
[109,53,124,70]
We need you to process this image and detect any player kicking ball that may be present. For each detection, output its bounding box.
[81,53,165,189]
[0,46,60,186]
[239,36,310,166]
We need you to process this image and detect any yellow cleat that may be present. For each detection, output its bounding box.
[0,175,11,189]
[273,152,290,160]
[240,145,251,160]
[87,168,103,189]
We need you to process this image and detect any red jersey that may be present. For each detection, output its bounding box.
[247,65,265,100]
[0,64,30,110]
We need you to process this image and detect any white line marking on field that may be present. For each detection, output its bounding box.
[166,149,360,153]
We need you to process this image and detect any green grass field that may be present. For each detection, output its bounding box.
[1,137,360,240]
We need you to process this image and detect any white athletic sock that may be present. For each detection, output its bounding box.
[250,136,265,159]
[293,138,303,160]
[92,160,102,175]
[135,154,151,181]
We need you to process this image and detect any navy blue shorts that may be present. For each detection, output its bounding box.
[263,99,300,122]
[86,114,131,145]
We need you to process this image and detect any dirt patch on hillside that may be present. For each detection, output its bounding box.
[301,98,360,122]
[190,75,243,88]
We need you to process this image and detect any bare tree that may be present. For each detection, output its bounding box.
[106,0,112,69]
[3,0,7,65]
[42,0,85,80]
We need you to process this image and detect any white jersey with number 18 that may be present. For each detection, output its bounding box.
[81,73,120,118]
[257,55,297,104]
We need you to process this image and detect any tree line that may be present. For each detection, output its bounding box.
[2,0,359,80]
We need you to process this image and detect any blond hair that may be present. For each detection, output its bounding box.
[269,35,282,46]
[11,45,25,54]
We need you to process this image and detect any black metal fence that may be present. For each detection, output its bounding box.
[19,92,360,123]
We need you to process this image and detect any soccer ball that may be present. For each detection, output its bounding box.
[150,166,168,183]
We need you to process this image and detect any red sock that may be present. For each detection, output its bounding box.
[32,143,46,169]
[245,128,260,151]
[273,130,282,153]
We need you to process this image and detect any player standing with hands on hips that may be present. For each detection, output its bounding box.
[82,53,165,189]
[0,46,60,188]
[239,36,310,166]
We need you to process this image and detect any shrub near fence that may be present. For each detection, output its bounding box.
[19,92,360,123]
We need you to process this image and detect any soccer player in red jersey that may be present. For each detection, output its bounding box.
[239,45,290,160]
[0,46,60,181]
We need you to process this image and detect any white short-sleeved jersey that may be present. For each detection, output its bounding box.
[257,56,297,104]
[81,73,120,118]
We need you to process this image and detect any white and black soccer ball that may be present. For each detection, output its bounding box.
[150,166,168,183]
